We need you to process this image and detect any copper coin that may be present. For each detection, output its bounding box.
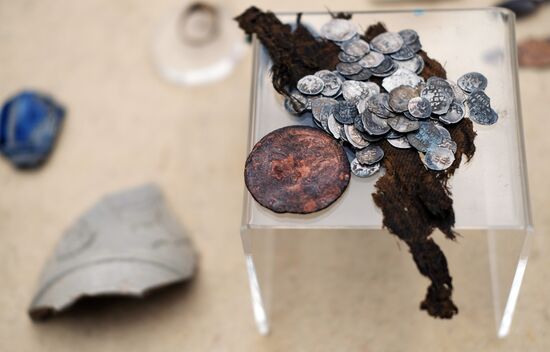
[245,126,350,214]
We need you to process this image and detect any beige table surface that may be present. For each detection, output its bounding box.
[1,0,549,351]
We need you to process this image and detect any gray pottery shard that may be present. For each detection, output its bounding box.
[28,184,197,321]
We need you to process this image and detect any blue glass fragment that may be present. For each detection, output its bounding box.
[0,91,65,169]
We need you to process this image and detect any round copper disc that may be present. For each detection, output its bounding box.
[245,126,350,214]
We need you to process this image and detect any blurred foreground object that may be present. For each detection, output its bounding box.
[496,0,549,18]
[518,37,550,67]
[153,1,244,86]
[28,184,197,321]
[0,91,64,169]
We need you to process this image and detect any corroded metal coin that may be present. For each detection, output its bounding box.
[394,55,424,74]
[356,145,384,165]
[359,51,385,68]
[245,126,350,214]
[344,124,370,149]
[315,70,342,97]
[467,90,499,125]
[447,79,467,103]
[361,109,391,135]
[457,72,488,93]
[336,62,363,76]
[346,69,372,81]
[338,51,362,63]
[370,32,404,54]
[342,39,370,57]
[406,121,443,152]
[408,38,422,53]
[328,114,344,139]
[389,85,418,112]
[342,80,370,104]
[320,19,358,42]
[387,116,420,133]
[421,78,453,115]
[382,68,424,92]
[297,75,324,95]
[398,29,419,45]
[438,138,457,154]
[311,97,338,128]
[366,93,395,118]
[408,97,432,119]
[351,158,380,178]
[387,136,412,149]
[422,146,455,171]
[390,44,415,61]
[334,100,358,124]
[284,90,308,115]
[439,102,465,124]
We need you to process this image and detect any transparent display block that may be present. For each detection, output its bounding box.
[240,9,533,338]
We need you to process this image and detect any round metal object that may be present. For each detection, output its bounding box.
[245,126,350,214]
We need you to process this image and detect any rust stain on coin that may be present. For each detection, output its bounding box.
[245,126,350,214]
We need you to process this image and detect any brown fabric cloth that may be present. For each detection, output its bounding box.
[236,7,477,319]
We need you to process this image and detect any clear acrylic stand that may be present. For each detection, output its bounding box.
[240,9,533,338]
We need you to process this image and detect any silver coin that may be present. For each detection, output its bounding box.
[311,97,338,125]
[342,80,370,104]
[342,39,370,57]
[382,68,424,92]
[407,97,432,119]
[346,69,372,81]
[361,110,391,136]
[315,70,342,97]
[390,44,415,61]
[406,121,443,152]
[356,145,384,165]
[385,129,403,139]
[387,116,420,133]
[403,111,418,121]
[394,55,424,74]
[335,34,361,47]
[466,90,499,125]
[438,138,457,154]
[283,90,308,115]
[354,113,366,133]
[344,124,370,149]
[360,132,385,142]
[408,39,422,53]
[305,94,322,110]
[457,72,488,93]
[320,19,358,42]
[297,75,325,95]
[366,93,394,118]
[447,79,467,103]
[420,78,453,115]
[334,100,358,124]
[433,123,451,140]
[389,85,418,112]
[371,65,398,78]
[327,114,343,139]
[336,62,363,76]
[398,29,419,45]
[439,102,465,124]
[351,158,380,178]
[422,146,455,171]
[358,51,385,68]
[387,136,412,149]
[338,51,362,63]
[370,32,404,54]
[369,56,394,74]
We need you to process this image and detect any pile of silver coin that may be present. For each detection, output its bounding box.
[283,18,499,178]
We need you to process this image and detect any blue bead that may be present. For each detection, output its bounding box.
[0,90,65,169]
